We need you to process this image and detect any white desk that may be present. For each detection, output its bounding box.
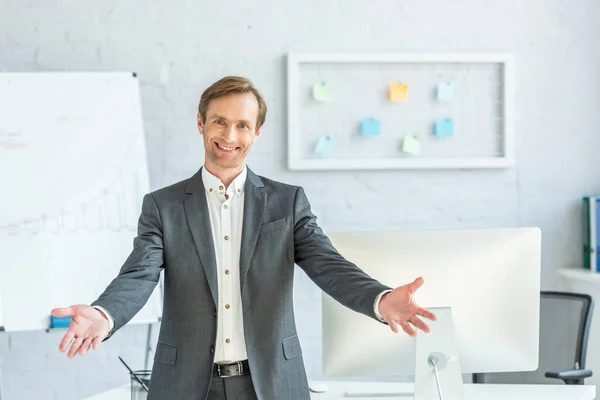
[85,380,596,400]
[310,381,596,400]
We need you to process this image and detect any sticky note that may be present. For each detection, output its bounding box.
[437,82,454,101]
[401,135,421,155]
[389,82,408,102]
[361,118,381,136]
[51,316,72,329]
[435,119,454,138]
[314,136,335,157]
[312,82,331,101]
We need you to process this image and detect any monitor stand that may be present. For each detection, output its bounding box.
[343,306,465,399]
[414,306,465,400]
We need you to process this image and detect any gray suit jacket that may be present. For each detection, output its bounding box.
[92,166,392,400]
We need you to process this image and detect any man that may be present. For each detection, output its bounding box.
[51,76,436,400]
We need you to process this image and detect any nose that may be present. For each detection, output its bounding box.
[223,125,238,143]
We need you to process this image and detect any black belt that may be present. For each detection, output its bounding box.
[213,360,250,377]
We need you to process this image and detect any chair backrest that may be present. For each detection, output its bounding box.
[473,290,594,384]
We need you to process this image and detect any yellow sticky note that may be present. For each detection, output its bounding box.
[389,82,408,102]
[401,135,420,155]
[312,82,331,101]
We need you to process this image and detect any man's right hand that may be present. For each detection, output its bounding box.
[50,305,110,359]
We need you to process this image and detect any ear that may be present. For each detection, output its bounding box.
[254,125,263,141]
[197,112,204,135]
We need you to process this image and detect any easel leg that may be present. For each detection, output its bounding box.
[145,324,152,371]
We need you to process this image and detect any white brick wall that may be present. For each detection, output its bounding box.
[1,0,600,398]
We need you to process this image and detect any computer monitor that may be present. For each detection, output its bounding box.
[322,227,541,381]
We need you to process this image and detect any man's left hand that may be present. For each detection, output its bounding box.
[378,276,437,337]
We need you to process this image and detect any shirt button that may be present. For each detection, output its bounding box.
[225,270,230,275]
[225,304,230,309]
[210,346,215,354]
[219,185,224,190]
[237,188,241,193]
[226,339,231,344]
[223,204,228,209]
[209,188,213,192]
[224,235,229,240]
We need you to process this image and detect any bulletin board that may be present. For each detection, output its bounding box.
[286,52,515,170]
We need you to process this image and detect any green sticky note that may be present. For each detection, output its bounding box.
[312,82,331,101]
[401,135,421,155]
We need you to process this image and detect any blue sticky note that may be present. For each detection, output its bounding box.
[314,136,335,157]
[361,118,381,136]
[51,316,72,329]
[437,82,454,101]
[434,119,454,138]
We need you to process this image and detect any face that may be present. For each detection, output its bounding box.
[198,92,262,172]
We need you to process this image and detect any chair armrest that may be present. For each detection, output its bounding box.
[545,368,592,383]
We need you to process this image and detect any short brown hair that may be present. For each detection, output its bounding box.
[198,76,267,129]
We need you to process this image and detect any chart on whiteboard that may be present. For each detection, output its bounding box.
[0,166,143,235]
[0,72,161,332]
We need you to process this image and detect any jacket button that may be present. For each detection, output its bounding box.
[210,346,215,355]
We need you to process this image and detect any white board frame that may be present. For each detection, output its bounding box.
[286,52,515,170]
[0,71,162,332]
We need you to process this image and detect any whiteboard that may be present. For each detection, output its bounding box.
[0,72,162,332]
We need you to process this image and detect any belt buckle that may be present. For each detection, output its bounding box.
[216,362,242,378]
[217,363,230,378]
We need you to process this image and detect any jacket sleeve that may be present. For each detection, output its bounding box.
[292,187,392,322]
[91,193,164,339]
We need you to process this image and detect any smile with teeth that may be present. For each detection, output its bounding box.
[216,143,238,151]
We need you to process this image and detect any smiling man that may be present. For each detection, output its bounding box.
[51,76,436,400]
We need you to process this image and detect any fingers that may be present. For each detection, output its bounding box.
[399,320,416,337]
[386,316,418,337]
[59,330,75,353]
[67,335,85,359]
[92,335,103,351]
[51,307,74,318]
[79,337,93,356]
[61,330,102,357]
[416,307,437,321]
[388,315,431,336]
[388,320,400,334]
[409,277,424,293]
[410,316,430,333]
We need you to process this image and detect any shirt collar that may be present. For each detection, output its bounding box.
[201,165,247,195]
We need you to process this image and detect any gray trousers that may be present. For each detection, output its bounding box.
[207,374,258,400]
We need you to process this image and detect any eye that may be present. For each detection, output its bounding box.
[215,119,224,125]
[239,123,248,129]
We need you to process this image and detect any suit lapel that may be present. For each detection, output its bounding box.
[240,168,266,295]
[184,169,218,307]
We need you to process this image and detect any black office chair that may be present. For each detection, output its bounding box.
[473,290,594,385]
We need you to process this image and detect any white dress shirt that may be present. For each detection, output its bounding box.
[94,165,391,358]
[201,165,248,363]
